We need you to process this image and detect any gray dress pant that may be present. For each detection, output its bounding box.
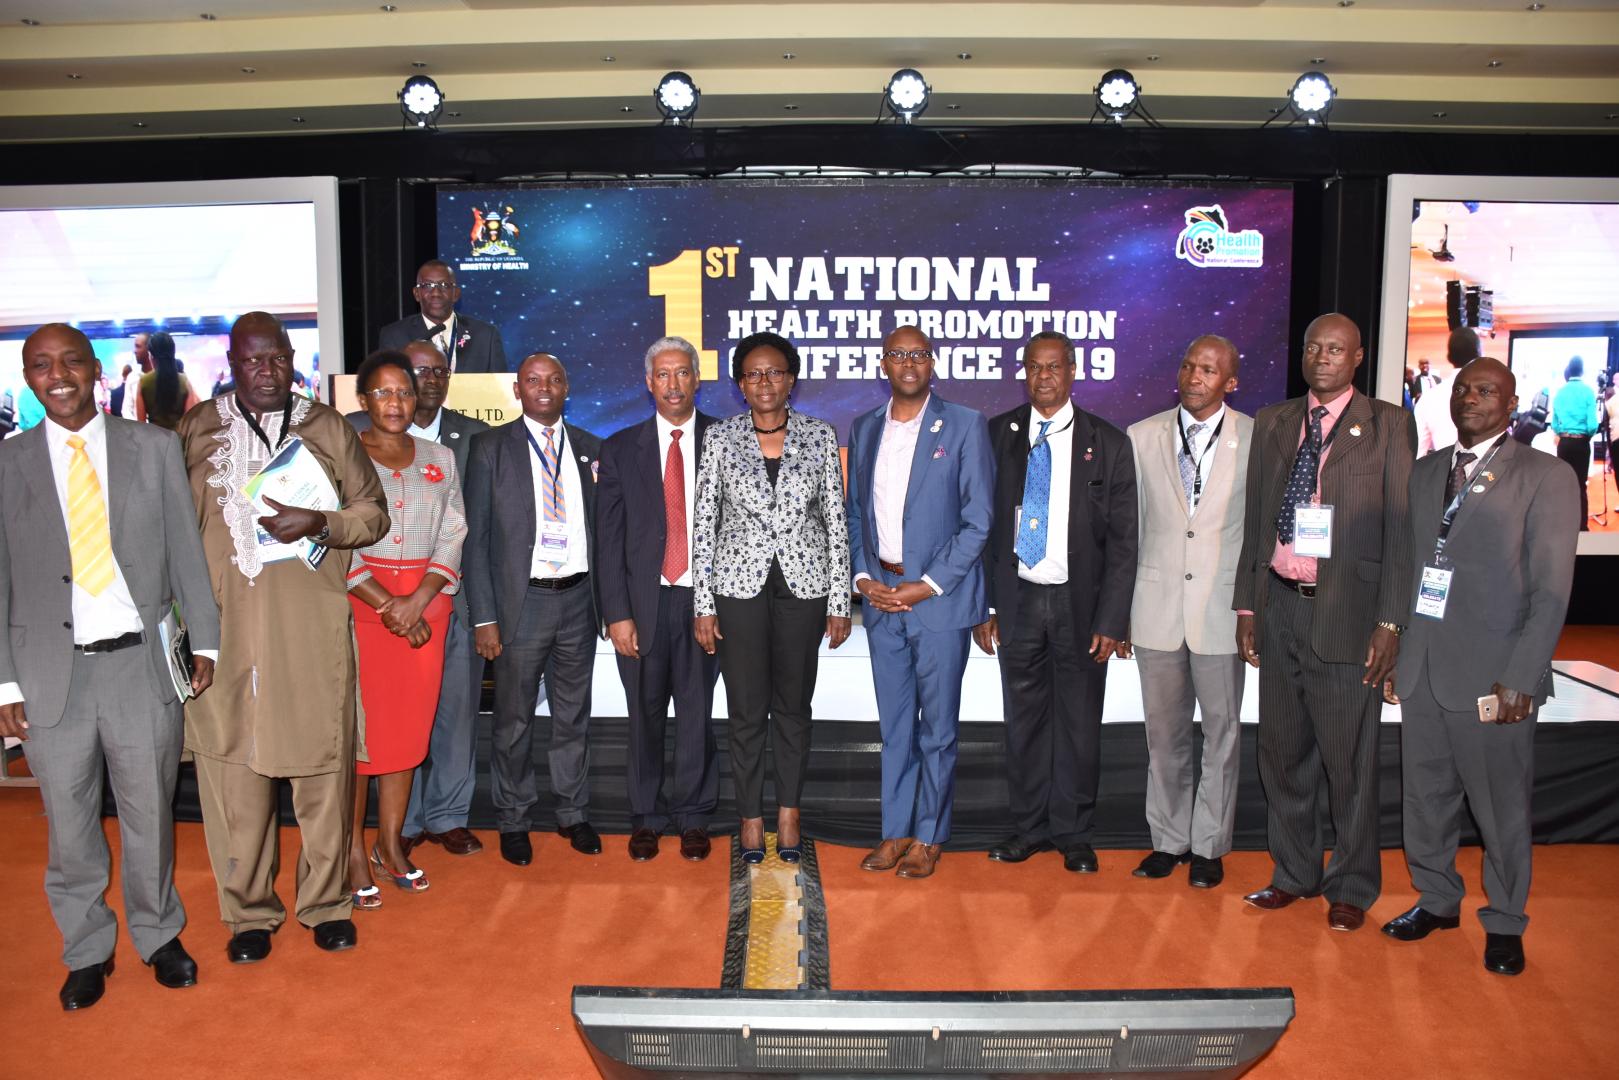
[1400,667,1537,935]
[1135,643,1244,859]
[490,579,595,832]
[23,645,184,968]
[404,609,484,836]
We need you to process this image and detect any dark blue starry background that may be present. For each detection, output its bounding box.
[438,180,1292,439]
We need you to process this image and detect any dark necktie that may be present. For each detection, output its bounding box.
[662,430,687,581]
[1179,421,1206,507]
[1276,405,1329,545]
[1445,450,1476,507]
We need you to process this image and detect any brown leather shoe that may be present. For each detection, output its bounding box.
[679,828,711,861]
[860,838,914,872]
[422,828,483,856]
[1328,902,1366,932]
[400,833,423,857]
[1243,885,1310,910]
[895,843,942,879]
[627,827,660,861]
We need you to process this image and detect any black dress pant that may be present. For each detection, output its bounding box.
[618,584,720,833]
[997,578,1107,848]
[1556,433,1591,530]
[713,561,827,819]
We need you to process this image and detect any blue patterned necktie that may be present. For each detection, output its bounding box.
[1015,420,1053,568]
[1276,405,1329,544]
[1179,421,1206,507]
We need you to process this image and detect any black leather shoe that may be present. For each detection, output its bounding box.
[1189,855,1225,888]
[146,937,197,988]
[1382,906,1461,942]
[558,821,603,855]
[988,835,1054,863]
[1484,933,1526,976]
[499,830,533,866]
[1132,850,1191,878]
[311,919,357,953]
[627,827,660,861]
[1062,843,1099,873]
[59,958,113,1011]
[227,929,272,964]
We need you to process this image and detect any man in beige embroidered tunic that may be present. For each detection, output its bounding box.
[177,312,388,961]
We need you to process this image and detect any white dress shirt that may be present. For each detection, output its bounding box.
[407,407,443,442]
[657,412,697,588]
[433,312,460,372]
[0,413,216,707]
[1017,399,1076,586]
[855,397,942,594]
[1178,403,1225,517]
[523,415,589,579]
[1452,430,1508,484]
[120,368,142,420]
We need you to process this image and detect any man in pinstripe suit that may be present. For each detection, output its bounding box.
[1232,313,1416,932]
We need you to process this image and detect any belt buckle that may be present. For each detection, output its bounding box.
[1298,582,1317,598]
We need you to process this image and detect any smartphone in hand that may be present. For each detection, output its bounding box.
[1477,693,1500,723]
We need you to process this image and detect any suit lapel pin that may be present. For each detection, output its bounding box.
[1472,483,1486,493]
[449,431,460,439]
[1482,471,1495,482]
[1348,424,1362,437]
[1084,447,1093,461]
[930,419,943,433]
[1227,439,1238,449]
[1010,422,1019,432]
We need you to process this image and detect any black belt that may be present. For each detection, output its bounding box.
[1269,569,1316,599]
[529,572,588,591]
[74,630,144,654]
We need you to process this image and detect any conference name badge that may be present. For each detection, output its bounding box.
[1415,564,1453,620]
[1292,503,1333,558]
[539,520,570,558]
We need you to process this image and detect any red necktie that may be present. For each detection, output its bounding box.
[662,429,687,581]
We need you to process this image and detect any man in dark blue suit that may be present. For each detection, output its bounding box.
[847,325,994,880]
[597,337,721,862]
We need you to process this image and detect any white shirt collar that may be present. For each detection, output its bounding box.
[1454,429,1508,464]
[1029,399,1075,440]
[1178,403,1225,435]
[655,411,696,440]
[884,394,930,427]
[408,407,443,441]
[44,410,106,452]
[523,414,564,443]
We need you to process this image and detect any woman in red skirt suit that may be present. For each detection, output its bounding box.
[345,351,466,908]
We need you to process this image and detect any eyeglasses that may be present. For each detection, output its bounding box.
[883,349,934,365]
[739,368,789,384]
[414,281,456,292]
[363,387,418,401]
[412,366,451,379]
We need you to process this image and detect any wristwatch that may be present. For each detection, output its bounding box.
[311,522,332,545]
[1377,620,1404,636]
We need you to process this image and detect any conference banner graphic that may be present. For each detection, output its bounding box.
[428,180,1293,438]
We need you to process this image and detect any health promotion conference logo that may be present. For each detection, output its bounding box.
[1175,204,1264,269]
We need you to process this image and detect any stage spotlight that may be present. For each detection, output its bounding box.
[1095,69,1140,123]
[1288,72,1335,124]
[398,74,444,130]
[655,71,700,124]
[883,68,930,123]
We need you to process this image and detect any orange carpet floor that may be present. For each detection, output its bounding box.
[3,785,1616,1079]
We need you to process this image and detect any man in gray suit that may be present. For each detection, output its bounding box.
[377,260,508,373]
[1382,358,1579,976]
[0,324,220,1010]
[1122,334,1252,889]
[348,340,492,856]
[1233,313,1416,932]
[464,353,604,866]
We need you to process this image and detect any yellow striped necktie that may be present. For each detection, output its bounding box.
[65,434,116,596]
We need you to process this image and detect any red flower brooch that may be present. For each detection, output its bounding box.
[422,463,445,483]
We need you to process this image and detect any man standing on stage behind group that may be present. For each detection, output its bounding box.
[597,337,721,862]
[1549,356,1598,531]
[179,311,388,963]
[348,340,492,856]
[0,324,220,1011]
[1233,312,1415,932]
[464,353,604,867]
[976,331,1137,875]
[847,325,993,881]
[378,260,508,374]
[1382,357,1578,977]
[1121,334,1252,889]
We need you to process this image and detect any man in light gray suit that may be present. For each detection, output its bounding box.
[1383,357,1579,977]
[1122,334,1252,889]
[0,324,220,1010]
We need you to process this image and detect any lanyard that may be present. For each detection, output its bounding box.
[1177,412,1225,499]
[1029,411,1076,454]
[525,422,566,482]
[235,394,293,454]
[1435,438,1506,555]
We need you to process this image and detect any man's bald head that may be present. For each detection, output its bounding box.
[1301,313,1364,401]
[515,352,568,425]
[413,261,460,324]
[24,322,97,360]
[404,339,451,415]
[227,311,295,412]
[1451,356,1517,446]
[21,323,101,430]
[229,311,290,352]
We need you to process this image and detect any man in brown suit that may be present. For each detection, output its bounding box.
[1233,313,1415,932]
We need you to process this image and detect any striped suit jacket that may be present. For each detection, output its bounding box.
[1232,389,1416,665]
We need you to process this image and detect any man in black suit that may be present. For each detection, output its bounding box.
[377,260,508,374]
[1233,313,1416,933]
[464,353,603,866]
[597,337,720,862]
[974,331,1138,873]
[347,340,492,856]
